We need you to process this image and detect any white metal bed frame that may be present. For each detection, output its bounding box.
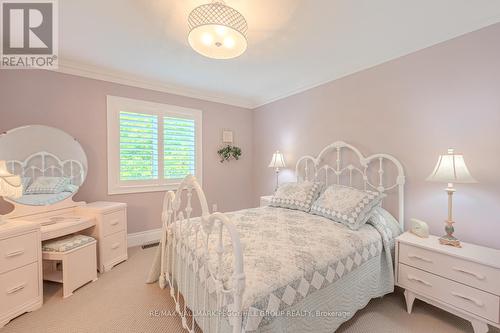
[158,141,405,333]
[7,151,86,186]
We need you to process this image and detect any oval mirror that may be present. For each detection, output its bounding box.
[0,125,87,206]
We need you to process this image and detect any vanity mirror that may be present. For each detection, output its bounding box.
[0,125,87,207]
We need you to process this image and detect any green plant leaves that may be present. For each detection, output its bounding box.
[217,145,242,163]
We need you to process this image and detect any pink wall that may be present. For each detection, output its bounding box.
[253,24,500,249]
[1,23,499,249]
[0,70,254,234]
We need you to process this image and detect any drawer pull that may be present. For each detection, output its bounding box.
[6,283,27,294]
[111,243,120,249]
[451,292,484,307]
[5,249,25,258]
[452,267,485,280]
[110,219,120,226]
[407,275,432,287]
[408,254,433,263]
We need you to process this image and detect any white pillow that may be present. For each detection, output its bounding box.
[25,177,70,195]
[310,184,386,230]
[270,181,322,212]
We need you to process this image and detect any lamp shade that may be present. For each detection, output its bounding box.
[188,1,248,60]
[0,160,22,199]
[268,151,286,169]
[426,149,476,184]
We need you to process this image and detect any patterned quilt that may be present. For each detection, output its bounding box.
[163,206,401,332]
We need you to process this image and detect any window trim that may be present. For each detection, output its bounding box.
[107,95,202,195]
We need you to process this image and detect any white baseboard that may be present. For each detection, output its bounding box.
[127,228,162,248]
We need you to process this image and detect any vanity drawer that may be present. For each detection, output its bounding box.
[0,262,40,314]
[102,231,127,263]
[399,264,499,322]
[0,232,38,274]
[399,243,500,295]
[102,210,126,236]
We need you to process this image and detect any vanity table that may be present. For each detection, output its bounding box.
[0,125,128,328]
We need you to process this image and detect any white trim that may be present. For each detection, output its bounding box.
[54,59,255,109]
[107,95,203,195]
[127,228,162,248]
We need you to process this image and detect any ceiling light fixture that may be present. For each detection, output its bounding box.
[188,1,248,60]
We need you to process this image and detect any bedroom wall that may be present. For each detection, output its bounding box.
[252,23,500,249]
[0,70,254,234]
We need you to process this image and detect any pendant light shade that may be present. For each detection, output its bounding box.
[188,1,248,59]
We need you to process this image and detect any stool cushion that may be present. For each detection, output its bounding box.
[43,234,95,253]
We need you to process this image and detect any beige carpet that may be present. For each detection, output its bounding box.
[3,246,498,333]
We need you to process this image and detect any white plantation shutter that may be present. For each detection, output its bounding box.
[164,117,196,179]
[119,111,159,181]
[107,96,202,194]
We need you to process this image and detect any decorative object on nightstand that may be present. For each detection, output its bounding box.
[0,160,22,226]
[396,232,500,333]
[268,150,286,192]
[427,148,476,247]
[410,218,429,238]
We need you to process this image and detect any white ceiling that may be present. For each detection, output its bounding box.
[58,0,500,108]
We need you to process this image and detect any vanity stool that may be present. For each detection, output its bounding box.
[42,234,98,298]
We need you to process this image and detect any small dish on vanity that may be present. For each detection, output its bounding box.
[395,232,500,333]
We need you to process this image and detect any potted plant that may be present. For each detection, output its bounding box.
[217,145,242,163]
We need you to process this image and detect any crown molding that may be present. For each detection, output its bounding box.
[54,59,256,109]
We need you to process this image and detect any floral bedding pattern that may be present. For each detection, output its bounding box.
[169,206,401,331]
[311,184,386,230]
[270,181,321,212]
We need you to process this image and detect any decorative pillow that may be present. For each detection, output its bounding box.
[310,184,386,230]
[25,176,70,195]
[270,181,321,212]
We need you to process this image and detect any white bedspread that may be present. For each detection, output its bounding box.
[148,206,401,332]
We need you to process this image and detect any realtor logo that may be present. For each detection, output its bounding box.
[1,0,58,69]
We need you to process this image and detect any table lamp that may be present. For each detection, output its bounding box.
[0,160,22,225]
[268,150,286,192]
[426,149,476,247]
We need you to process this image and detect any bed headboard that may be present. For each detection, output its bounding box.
[6,151,86,186]
[295,141,405,229]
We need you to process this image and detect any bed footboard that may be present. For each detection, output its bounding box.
[158,175,245,333]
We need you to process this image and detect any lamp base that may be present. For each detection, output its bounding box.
[439,219,461,248]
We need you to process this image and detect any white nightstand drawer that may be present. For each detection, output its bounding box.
[400,243,500,295]
[102,231,127,263]
[0,232,38,274]
[102,210,126,237]
[0,262,40,314]
[399,263,499,322]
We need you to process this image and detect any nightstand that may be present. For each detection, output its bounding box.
[77,202,128,273]
[395,232,500,333]
[260,195,273,207]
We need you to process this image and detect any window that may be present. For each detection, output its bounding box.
[107,96,202,194]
